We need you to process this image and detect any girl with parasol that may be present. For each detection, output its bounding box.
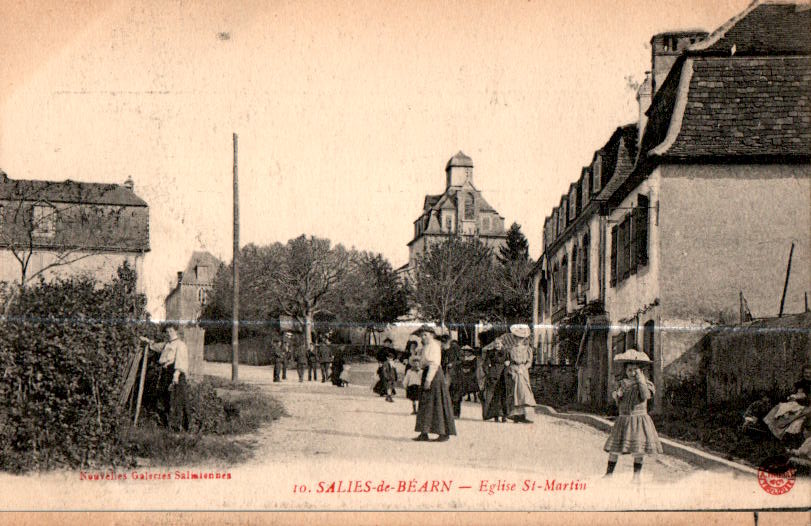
[603,348,663,482]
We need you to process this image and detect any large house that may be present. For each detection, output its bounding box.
[531,0,811,411]
[407,151,507,271]
[0,172,150,290]
[164,250,222,324]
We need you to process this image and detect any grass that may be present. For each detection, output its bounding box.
[123,375,287,467]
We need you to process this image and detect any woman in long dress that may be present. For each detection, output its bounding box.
[480,342,509,422]
[504,324,536,424]
[413,326,457,442]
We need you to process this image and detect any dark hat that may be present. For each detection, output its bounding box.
[415,324,438,336]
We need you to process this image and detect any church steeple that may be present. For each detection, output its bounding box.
[445,151,473,189]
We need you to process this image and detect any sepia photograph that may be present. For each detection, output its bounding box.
[0,0,809,520]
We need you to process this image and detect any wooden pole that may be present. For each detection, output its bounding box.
[232,133,240,382]
[133,343,149,426]
[778,242,794,318]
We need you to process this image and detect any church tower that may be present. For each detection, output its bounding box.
[445,151,473,189]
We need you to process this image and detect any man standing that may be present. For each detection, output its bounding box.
[271,334,284,382]
[307,339,319,381]
[318,336,333,382]
[141,323,189,432]
[280,332,292,380]
[292,332,308,382]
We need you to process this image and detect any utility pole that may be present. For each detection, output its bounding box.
[232,133,239,382]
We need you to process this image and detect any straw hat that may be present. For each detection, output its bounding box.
[613,348,651,364]
[509,324,531,338]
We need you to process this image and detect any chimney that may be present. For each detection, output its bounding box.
[177,271,183,285]
[123,176,134,191]
[636,71,652,147]
[650,31,708,96]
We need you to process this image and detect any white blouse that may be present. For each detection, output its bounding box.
[420,339,442,386]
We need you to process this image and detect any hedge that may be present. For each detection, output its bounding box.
[0,263,154,472]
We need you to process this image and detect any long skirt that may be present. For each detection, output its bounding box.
[603,413,663,455]
[415,368,457,436]
[481,373,508,421]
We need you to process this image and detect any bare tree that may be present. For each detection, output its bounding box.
[411,235,496,332]
[0,179,146,310]
[261,235,352,348]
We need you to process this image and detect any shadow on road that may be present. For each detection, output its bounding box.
[288,428,418,444]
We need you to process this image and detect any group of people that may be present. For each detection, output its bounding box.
[374,324,663,481]
[269,331,335,384]
[382,324,538,443]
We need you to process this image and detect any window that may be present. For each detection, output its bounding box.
[560,255,568,306]
[637,194,649,265]
[610,226,618,287]
[570,244,578,293]
[551,263,560,307]
[593,157,602,192]
[611,196,651,288]
[626,328,637,350]
[643,320,655,359]
[612,332,626,356]
[464,193,474,220]
[444,215,452,232]
[582,233,590,287]
[32,204,56,238]
[195,265,209,282]
[198,288,209,305]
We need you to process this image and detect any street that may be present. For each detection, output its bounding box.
[0,361,808,511]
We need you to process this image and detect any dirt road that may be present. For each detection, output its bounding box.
[1,362,807,511]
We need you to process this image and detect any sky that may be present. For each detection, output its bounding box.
[0,0,753,318]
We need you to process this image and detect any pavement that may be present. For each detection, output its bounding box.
[0,361,808,511]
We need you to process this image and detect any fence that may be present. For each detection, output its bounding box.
[704,312,810,406]
[529,364,578,407]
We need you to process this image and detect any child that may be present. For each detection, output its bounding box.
[404,354,422,414]
[381,351,398,402]
[604,349,663,483]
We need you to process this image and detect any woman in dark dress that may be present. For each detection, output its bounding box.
[413,326,457,442]
[330,347,347,387]
[481,341,510,422]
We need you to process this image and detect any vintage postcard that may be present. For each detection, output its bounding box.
[0,0,809,521]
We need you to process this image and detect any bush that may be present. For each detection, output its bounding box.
[125,376,287,465]
[0,263,153,472]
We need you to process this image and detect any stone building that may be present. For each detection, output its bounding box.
[0,172,149,291]
[407,151,507,271]
[164,250,222,324]
[531,0,811,412]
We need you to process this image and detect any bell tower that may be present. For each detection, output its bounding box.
[445,151,473,189]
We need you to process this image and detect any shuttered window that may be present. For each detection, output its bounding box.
[610,226,617,287]
[582,233,590,287]
[622,216,632,279]
[637,194,649,266]
[629,208,638,275]
[570,244,578,293]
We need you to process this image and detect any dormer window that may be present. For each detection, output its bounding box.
[593,156,602,193]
